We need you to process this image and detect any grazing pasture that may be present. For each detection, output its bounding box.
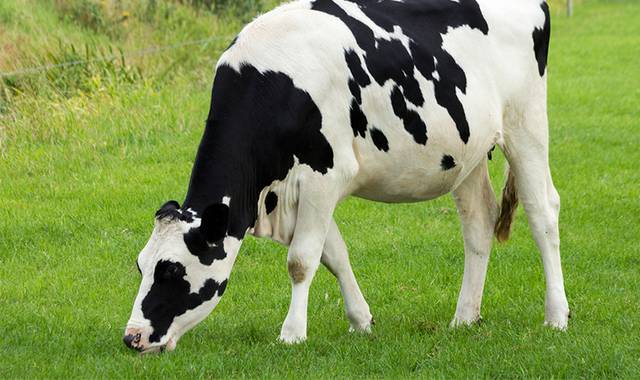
[0,0,638,378]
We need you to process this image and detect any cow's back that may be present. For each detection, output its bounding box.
[218,0,550,207]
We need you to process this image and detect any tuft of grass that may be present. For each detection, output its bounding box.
[0,0,639,378]
[53,0,127,38]
[2,41,142,101]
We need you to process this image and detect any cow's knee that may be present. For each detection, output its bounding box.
[287,257,307,284]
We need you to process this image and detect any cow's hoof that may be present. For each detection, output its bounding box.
[349,317,375,334]
[544,309,570,330]
[450,315,482,328]
[278,334,307,345]
[279,318,307,344]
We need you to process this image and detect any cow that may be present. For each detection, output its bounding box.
[124,0,570,354]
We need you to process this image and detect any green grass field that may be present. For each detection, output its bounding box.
[1,0,639,378]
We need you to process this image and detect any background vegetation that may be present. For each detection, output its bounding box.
[0,0,638,378]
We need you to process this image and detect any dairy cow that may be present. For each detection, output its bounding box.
[124,0,570,353]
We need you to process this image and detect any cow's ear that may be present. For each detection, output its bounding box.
[156,200,180,219]
[200,203,229,243]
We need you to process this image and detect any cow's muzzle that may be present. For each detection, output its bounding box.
[123,333,142,351]
[123,327,175,354]
[123,327,147,352]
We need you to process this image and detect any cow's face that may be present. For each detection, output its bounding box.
[124,201,240,354]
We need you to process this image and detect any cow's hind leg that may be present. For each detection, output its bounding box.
[502,92,570,329]
[278,175,343,344]
[321,219,373,332]
[450,160,499,327]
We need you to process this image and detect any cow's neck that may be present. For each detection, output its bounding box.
[182,63,330,237]
[182,120,273,239]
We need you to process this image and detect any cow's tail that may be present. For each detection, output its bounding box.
[495,165,518,243]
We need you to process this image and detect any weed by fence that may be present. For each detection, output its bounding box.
[0,35,233,115]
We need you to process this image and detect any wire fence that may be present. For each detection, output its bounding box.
[1,0,576,79]
[0,35,235,79]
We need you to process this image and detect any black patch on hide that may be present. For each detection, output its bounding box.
[345,50,371,105]
[441,154,456,170]
[142,260,227,343]
[390,86,427,145]
[181,203,230,265]
[313,0,490,144]
[532,1,551,76]
[183,64,334,238]
[183,228,228,265]
[350,99,368,138]
[370,127,390,152]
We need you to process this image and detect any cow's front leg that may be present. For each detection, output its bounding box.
[450,160,498,327]
[278,180,338,344]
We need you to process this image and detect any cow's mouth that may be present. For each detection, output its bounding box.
[139,337,176,355]
[139,345,166,355]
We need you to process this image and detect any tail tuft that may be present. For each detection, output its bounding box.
[495,166,519,243]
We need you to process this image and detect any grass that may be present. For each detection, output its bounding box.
[1,0,639,378]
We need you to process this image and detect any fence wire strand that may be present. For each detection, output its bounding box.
[0,35,235,78]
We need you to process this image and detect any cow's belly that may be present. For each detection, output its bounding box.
[352,169,461,203]
[349,142,466,203]
[345,99,501,203]
[346,98,502,204]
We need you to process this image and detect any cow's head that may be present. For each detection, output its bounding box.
[123,200,241,354]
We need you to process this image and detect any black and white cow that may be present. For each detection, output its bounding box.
[124,0,569,353]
